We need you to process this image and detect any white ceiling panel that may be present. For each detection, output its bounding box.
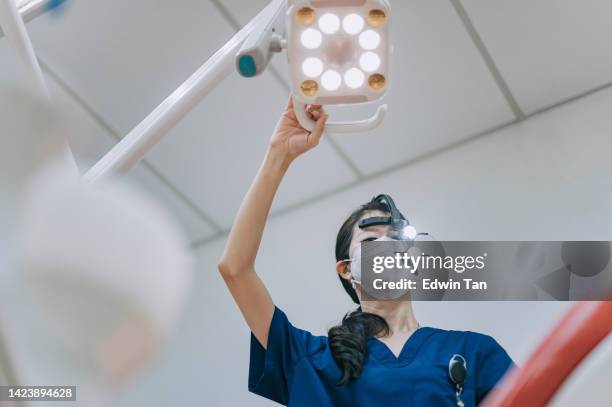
[460,0,612,113]
[326,0,516,175]
[26,0,234,134]
[45,75,217,243]
[216,0,272,28]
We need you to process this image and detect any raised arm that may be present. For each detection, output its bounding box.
[218,97,328,347]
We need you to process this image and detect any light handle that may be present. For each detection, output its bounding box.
[293,98,387,134]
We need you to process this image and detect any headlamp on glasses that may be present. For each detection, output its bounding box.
[358,194,423,240]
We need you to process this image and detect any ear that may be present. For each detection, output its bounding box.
[336,261,352,281]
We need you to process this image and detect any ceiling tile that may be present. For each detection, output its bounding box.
[45,74,217,243]
[215,0,271,25]
[325,0,516,175]
[26,0,236,134]
[460,0,612,113]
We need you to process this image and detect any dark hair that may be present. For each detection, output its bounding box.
[328,197,396,384]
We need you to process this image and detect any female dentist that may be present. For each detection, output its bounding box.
[218,98,515,406]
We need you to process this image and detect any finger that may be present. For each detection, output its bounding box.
[283,95,298,120]
[313,105,327,118]
[306,104,318,120]
[310,113,329,145]
[311,110,322,120]
[286,95,295,110]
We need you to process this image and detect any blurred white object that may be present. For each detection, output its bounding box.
[549,334,612,407]
[0,83,193,405]
[11,159,193,400]
[0,87,68,396]
[0,86,75,268]
[20,160,193,336]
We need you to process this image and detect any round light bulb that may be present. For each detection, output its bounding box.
[302,57,323,78]
[367,9,387,27]
[359,52,381,72]
[300,80,319,97]
[344,68,365,89]
[342,14,364,35]
[296,7,316,25]
[301,28,322,49]
[368,73,386,90]
[318,13,340,34]
[321,70,342,91]
[359,30,381,50]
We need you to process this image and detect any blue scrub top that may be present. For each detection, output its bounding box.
[249,307,515,406]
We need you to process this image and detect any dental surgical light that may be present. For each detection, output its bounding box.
[286,0,391,134]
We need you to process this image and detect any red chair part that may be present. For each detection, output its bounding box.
[482,301,612,407]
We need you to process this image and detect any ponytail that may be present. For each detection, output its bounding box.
[328,308,389,385]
